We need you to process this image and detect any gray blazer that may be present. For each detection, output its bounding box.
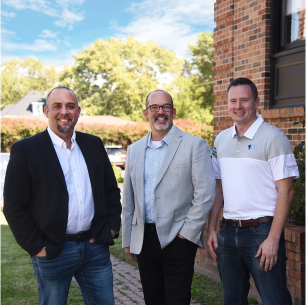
[122,126,215,254]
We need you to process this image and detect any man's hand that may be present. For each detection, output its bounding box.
[177,234,186,239]
[125,247,137,262]
[206,229,218,261]
[36,248,47,257]
[111,230,115,239]
[90,230,115,243]
[255,237,279,271]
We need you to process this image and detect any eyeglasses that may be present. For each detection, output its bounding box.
[146,104,173,113]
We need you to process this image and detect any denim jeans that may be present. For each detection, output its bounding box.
[217,221,292,305]
[31,240,114,305]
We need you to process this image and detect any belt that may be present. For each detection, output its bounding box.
[145,223,156,231]
[223,216,273,227]
[65,230,92,242]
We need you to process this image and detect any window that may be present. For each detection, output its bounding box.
[31,102,44,115]
[270,0,305,108]
[281,0,305,49]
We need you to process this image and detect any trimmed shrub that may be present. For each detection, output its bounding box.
[290,121,305,224]
[1,117,213,152]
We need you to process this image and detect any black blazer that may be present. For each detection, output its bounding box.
[3,130,121,259]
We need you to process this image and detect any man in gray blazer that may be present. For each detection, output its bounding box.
[122,90,215,305]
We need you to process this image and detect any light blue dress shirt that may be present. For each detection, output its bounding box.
[144,125,175,223]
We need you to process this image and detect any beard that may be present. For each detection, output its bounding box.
[57,124,74,133]
[153,114,170,131]
[56,117,74,133]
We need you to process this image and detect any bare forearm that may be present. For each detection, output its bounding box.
[208,179,224,231]
[268,178,294,240]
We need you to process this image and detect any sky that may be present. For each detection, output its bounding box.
[1,0,215,69]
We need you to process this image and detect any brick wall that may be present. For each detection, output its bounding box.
[194,1,305,304]
[213,0,305,144]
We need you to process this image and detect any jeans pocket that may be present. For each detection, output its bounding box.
[35,255,48,260]
[251,222,272,236]
[218,220,226,233]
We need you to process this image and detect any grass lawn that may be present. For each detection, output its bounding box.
[1,223,84,304]
[1,213,259,304]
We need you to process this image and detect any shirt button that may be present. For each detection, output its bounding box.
[154,163,157,165]
[80,201,82,203]
[237,150,239,152]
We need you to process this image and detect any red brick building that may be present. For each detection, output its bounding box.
[213,0,304,144]
[195,1,305,304]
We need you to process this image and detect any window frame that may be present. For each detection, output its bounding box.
[270,0,305,109]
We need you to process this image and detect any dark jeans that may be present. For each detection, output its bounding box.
[137,224,198,305]
[217,221,292,305]
[31,240,114,305]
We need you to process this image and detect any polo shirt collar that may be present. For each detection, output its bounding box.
[47,126,76,149]
[146,124,176,147]
[231,115,264,139]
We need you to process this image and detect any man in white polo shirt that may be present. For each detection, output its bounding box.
[207,78,299,305]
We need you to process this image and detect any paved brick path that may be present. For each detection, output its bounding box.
[111,254,201,305]
[112,255,145,304]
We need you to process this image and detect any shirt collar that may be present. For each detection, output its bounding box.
[146,124,176,147]
[47,126,76,149]
[231,115,264,139]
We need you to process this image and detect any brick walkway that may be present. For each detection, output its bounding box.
[111,254,201,305]
[112,255,145,304]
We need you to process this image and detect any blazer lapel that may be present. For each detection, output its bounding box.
[136,134,149,219]
[38,130,66,187]
[75,132,96,189]
[155,127,183,187]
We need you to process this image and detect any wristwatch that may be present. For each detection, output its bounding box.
[113,231,119,239]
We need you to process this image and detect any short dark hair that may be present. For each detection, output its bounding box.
[46,86,78,107]
[227,77,258,100]
[145,90,173,108]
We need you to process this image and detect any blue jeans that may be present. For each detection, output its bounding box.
[217,221,292,305]
[31,240,114,305]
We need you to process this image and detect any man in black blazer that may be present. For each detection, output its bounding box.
[3,87,121,305]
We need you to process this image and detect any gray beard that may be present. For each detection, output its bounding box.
[154,120,170,131]
[57,123,73,133]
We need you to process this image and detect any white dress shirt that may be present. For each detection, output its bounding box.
[47,127,94,233]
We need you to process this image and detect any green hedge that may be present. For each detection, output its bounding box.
[1,118,214,152]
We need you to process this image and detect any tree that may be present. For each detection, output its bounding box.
[1,58,58,109]
[59,37,183,121]
[189,32,215,112]
[167,33,214,124]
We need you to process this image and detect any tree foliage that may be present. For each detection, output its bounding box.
[1,58,58,109]
[188,32,215,112]
[60,37,183,121]
[2,34,215,124]
[169,32,215,124]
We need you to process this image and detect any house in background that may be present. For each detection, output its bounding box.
[0,91,137,126]
[1,91,46,117]
[195,1,305,305]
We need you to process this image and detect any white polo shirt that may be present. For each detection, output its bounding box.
[212,115,299,220]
